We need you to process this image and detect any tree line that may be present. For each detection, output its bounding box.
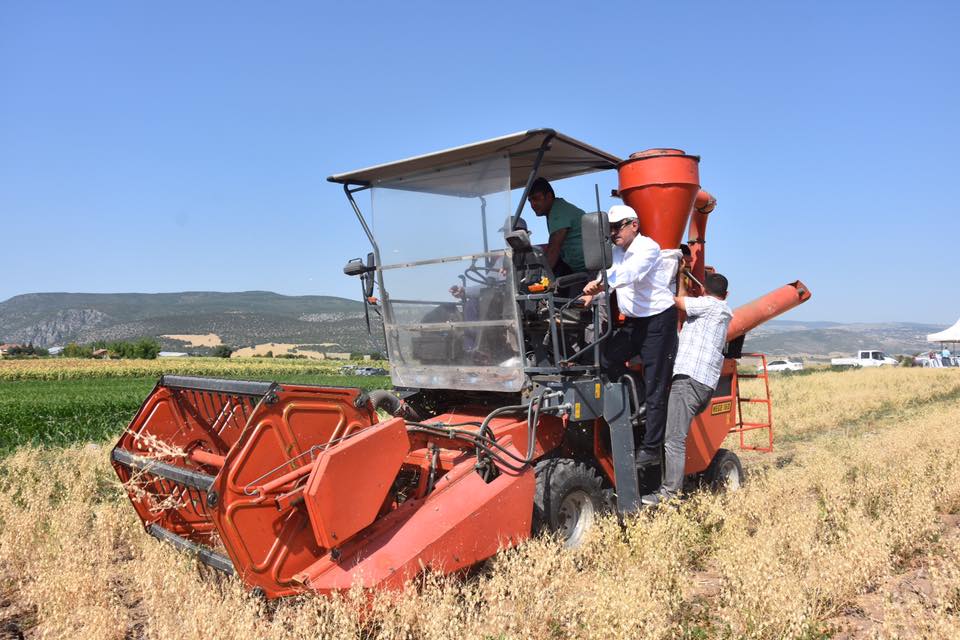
[3,343,49,357]
[63,338,161,359]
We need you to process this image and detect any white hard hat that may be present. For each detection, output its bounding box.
[607,204,638,224]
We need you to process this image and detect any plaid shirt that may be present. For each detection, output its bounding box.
[674,295,733,389]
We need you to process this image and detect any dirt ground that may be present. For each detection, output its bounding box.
[677,513,960,639]
[822,513,960,638]
[160,333,222,347]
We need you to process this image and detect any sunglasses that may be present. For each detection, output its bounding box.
[609,219,635,233]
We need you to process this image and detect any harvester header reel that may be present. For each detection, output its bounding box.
[112,375,546,599]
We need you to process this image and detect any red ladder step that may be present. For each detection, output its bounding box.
[732,353,773,453]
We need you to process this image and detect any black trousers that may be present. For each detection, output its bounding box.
[600,305,678,452]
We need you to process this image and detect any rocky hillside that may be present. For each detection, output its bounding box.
[0,292,383,353]
[1,292,949,358]
[744,320,944,359]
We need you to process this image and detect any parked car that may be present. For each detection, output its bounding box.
[830,350,898,368]
[760,358,804,373]
[354,366,388,376]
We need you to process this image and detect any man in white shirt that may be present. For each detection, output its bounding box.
[582,205,678,467]
[642,271,733,506]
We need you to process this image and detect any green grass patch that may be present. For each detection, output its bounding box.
[0,374,391,454]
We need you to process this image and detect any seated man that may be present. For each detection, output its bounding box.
[527,177,587,296]
[643,271,733,506]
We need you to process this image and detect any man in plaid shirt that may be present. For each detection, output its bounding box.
[642,270,733,506]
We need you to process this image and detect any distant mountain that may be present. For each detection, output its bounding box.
[0,291,384,353]
[0,291,948,359]
[744,321,944,359]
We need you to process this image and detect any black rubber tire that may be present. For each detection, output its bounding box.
[703,448,744,492]
[533,458,611,548]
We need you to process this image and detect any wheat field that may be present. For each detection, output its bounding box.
[0,357,355,381]
[1,367,959,638]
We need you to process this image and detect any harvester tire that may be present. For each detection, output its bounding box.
[533,458,610,548]
[704,448,744,492]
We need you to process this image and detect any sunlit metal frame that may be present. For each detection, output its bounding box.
[336,137,619,383]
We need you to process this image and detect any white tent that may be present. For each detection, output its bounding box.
[928,318,960,343]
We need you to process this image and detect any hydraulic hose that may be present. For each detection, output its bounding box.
[405,390,568,477]
[369,389,421,421]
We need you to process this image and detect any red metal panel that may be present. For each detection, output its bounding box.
[112,386,252,540]
[304,417,410,549]
[294,458,535,593]
[206,384,375,598]
[684,359,738,474]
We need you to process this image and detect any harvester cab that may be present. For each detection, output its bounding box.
[111,129,810,600]
[329,129,650,506]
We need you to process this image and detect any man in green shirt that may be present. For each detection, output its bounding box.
[527,177,587,277]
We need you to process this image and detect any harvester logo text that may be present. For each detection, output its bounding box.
[711,401,733,415]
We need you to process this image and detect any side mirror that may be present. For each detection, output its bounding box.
[362,252,375,298]
[343,258,369,277]
[343,253,376,299]
[582,211,612,271]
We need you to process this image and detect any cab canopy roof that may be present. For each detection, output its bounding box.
[327,129,621,196]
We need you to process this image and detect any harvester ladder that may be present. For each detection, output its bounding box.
[731,352,773,452]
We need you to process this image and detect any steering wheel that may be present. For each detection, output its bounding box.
[463,262,503,287]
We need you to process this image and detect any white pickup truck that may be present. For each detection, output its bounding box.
[830,350,899,367]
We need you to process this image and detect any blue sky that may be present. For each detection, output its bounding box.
[1,1,957,324]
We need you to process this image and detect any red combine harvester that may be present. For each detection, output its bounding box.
[112,130,810,599]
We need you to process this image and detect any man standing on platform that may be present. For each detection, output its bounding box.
[582,204,678,466]
[642,271,733,506]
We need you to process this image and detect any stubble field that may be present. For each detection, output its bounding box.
[1,361,959,639]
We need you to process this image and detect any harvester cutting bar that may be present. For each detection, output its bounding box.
[147,524,235,576]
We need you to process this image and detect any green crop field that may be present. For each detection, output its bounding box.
[0,373,391,454]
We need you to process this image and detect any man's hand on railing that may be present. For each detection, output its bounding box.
[582,278,604,296]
